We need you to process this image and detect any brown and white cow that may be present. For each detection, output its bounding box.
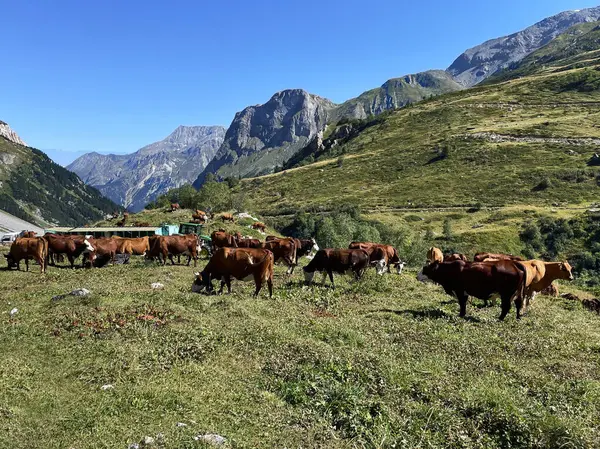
[303,249,370,289]
[44,234,95,268]
[252,222,267,232]
[5,237,48,273]
[427,247,444,264]
[349,242,404,274]
[220,213,235,223]
[261,238,297,274]
[192,247,274,297]
[473,252,523,262]
[211,230,238,249]
[87,237,120,266]
[419,259,527,320]
[170,203,180,212]
[267,236,319,265]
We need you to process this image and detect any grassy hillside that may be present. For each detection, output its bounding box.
[0,137,120,226]
[2,253,600,448]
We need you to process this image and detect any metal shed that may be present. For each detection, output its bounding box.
[46,227,161,238]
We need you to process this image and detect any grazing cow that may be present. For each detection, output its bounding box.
[192,247,274,297]
[252,222,267,232]
[519,260,573,305]
[304,249,370,289]
[148,235,199,266]
[473,252,523,262]
[5,237,48,273]
[211,230,238,249]
[444,253,468,262]
[220,213,235,223]
[261,238,297,274]
[87,237,120,266]
[349,242,404,274]
[427,247,444,264]
[419,259,527,320]
[170,203,180,212]
[195,210,209,219]
[236,238,262,248]
[44,234,95,268]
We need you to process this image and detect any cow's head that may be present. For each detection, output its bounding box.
[375,259,387,276]
[558,261,574,281]
[396,261,406,275]
[4,254,17,269]
[417,261,438,283]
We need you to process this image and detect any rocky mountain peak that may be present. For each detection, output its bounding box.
[0,121,27,146]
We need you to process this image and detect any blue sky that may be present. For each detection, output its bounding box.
[1,0,598,165]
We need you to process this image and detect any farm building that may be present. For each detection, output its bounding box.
[45,226,161,238]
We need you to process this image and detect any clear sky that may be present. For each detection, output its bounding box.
[1,0,598,165]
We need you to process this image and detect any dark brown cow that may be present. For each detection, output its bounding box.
[267,236,320,265]
[261,238,296,274]
[252,222,267,232]
[236,238,262,248]
[5,237,48,273]
[87,237,120,266]
[473,252,523,262]
[19,231,37,238]
[419,259,527,320]
[444,253,468,262]
[220,213,235,223]
[148,235,199,266]
[349,242,404,274]
[192,247,274,297]
[303,249,370,288]
[211,231,238,249]
[44,234,95,268]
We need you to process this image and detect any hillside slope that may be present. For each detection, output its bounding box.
[69,126,225,212]
[447,6,600,86]
[242,29,600,216]
[0,135,119,226]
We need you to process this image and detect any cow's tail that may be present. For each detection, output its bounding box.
[512,261,528,306]
[39,237,49,271]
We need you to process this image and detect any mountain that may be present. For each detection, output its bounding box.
[193,90,335,187]
[334,70,463,120]
[0,123,119,227]
[447,6,600,87]
[68,125,225,211]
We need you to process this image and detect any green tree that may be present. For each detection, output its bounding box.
[443,218,453,240]
[197,181,231,213]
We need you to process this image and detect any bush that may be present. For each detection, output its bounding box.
[443,218,453,240]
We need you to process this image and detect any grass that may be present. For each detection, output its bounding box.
[1,251,600,448]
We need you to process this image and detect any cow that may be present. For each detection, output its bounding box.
[267,235,320,266]
[170,203,180,212]
[444,253,468,262]
[86,237,120,266]
[147,235,199,266]
[473,252,523,262]
[195,210,209,219]
[112,236,150,256]
[236,238,262,248]
[303,249,370,289]
[19,231,37,238]
[427,247,444,264]
[220,213,235,223]
[518,260,573,306]
[192,247,274,298]
[116,217,127,227]
[5,237,48,273]
[541,283,559,297]
[44,234,95,268]
[261,238,296,274]
[192,213,207,224]
[418,259,527,320]
[211,230,238,249]
[349,242,404,274]
[252,222,267,232]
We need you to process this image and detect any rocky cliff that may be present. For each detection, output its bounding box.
[68,125,225,211]
[0,121,27,146]
[193,89,335,187]
[447,6,600,86]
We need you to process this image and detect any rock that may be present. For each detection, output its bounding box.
[9,308,18,317]
[176,422,187,427]
[100,384,114,390]
[139,436,155,447]
[193,434,227,446]
[151,283,164,290]
[0,121,27,146]
[128,444,140,449]
[71,288,91,297]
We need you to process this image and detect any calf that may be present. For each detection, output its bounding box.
[303,249,370,289]
[419,259,527,320]
[193,247,274,297]
[5,237,48,273]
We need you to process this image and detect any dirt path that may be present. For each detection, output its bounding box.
[461,132,600,146]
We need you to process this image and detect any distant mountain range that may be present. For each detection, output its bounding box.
[68,125,225,211]
[25,5,600,211]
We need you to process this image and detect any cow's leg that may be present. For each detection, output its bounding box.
[218,277,225,295]
[267,273,273,298]
[321,271,328,285]
[328,270,335,289]
[225,275,232,294]
[515,295,525,320]
[68,254,75,269]
[253,275,263,297]
[499,294,512,321]
[457,292,468,317]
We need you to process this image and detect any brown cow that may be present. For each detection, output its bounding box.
[518,260,573,305]
[170,203,180,212]
[236,238,262,248]
[267,236,320,265]
[419,259,527,320]
[19,231,37,238]
[473,252,523,262]
[541,283,559,297]
[192,213,207,224]
[211,230,238,249]
[444,253,468,262]
[44,234,95,268]
[252,222,267,232]
[303,249,370,289]
[349,242,404,274]
[148,235,199,266]
[192,247,274,297]
[87,237,120,266]
[261,238,296,274]
[220,213,235,223]
[5,237,48,273]
[427,247,444,264]
[112,236,150,256]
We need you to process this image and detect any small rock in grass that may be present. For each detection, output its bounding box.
[71,288,91,297]
[9,308,18,317]
[139,436,155,447]
[194,434,226,445]
[151,283,164,290]
[100,384,114,390]
[128,444,140,449]
[176,422,187,427]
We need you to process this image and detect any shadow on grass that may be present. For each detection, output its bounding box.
[368,308,483,322]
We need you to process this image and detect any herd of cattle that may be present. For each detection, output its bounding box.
[169,204,268,232]
[3,228,574,321]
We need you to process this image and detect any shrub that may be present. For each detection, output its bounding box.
[443,218,453,240]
